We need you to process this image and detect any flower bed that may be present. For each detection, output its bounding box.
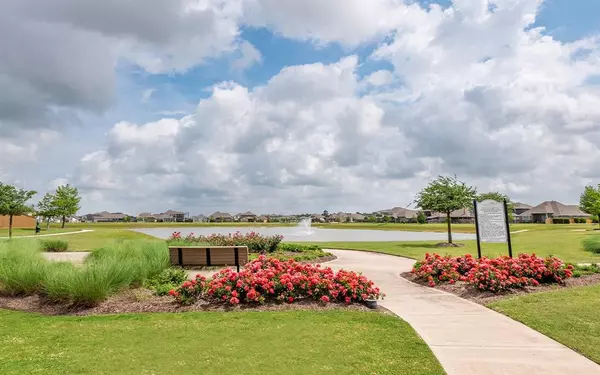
[412,253,573,292]
[169,231,283,253]
[170,256,384,306]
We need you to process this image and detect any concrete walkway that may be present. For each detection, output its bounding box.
[0,229,93,239]
[325,249,600,375]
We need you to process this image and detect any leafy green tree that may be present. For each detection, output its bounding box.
[477,191,514,221]
[415,175,476,244]
[416,211,427,224]
[37,192,57,229]
[580,185,600,228]
[0,183,37,238]
[52,184,81,228]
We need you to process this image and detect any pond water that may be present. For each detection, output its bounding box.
[134,226,475,242]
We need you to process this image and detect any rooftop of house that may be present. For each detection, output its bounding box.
[513,202,532,209]
[237,211,257,217]
[519,201,590,217]
[210,211,232,218]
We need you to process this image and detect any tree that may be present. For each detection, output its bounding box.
[52,184,81,228]
[416,211,427,224]
[580,185,600,229]
[37,192,57,229]
[0,183,37,238]
[415,175,476,244]
[477,191,514,221]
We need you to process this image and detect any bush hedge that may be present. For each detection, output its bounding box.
[169,231,282,253]
[582,236,600,254]
[552,218,570,224]
[40,239,69,252]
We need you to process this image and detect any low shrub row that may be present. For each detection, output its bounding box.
[170,256,384,306]
[0,240,169,306]
[413,253,573,292]
[169,231,283,253]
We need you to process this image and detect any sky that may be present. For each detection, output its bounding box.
[1,0,600,216]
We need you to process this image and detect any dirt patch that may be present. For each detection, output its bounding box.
[401,272,600,305]
[0,288,388,316]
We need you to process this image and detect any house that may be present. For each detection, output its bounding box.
[84,211,128,222]
[517,201,591,223]
[0,215,36,229]
[191,214,208,223]
[348,213,366,222]
[237,211,257,222]
[138,210,185,222]
[513,202,532,216]
[376,207,420,222]
[427,208,475,224]
[311,213,325,222]
[256,215,268,223]
[210,211,233,222]
[137,212,157,222]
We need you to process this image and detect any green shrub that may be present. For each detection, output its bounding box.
[552,218,570,224]
[574,218,587,224]
[276,243,322,253]
[0,240,46,295]
[570,263,600,278]
[582,236,600,254]
[144,267,188,296]
[40,239,69,252]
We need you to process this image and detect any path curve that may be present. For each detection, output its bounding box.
[325,249,600,375]
[0,229,94,239]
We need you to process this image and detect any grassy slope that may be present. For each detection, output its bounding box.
[1,228,80,238]
[489,285,600,364]
[0,310,445,375]
[310,229,600,263]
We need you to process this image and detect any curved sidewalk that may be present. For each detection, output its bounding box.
[326,249,600,375]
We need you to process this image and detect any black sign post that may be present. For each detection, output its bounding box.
[473,199,482,259]
[503,199,513,258]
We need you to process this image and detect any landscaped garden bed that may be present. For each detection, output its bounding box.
[168,231,336,263]
[0,239,383,315]
[401,252,600,304]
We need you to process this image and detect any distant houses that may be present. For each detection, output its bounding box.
[515,201,591,223]
[84,211,129,222]
[136,210,185,222]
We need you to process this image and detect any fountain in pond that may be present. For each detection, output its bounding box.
[296,217,314,235]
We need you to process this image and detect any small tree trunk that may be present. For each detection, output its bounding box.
[446,211,452,244]
[61,215,66,228]
[8,215,13,239]
[46,217,50,230]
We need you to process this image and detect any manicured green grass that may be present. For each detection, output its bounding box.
[0,309,445,375]
[489,285,600,364]
[45,228,158,251]
[309,229,600,263]
[1,227,80,238]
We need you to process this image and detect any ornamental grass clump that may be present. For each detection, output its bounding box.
[40,239,69,252]
[170,256,384,306]
[582,236,600,254]
[0,240,47,295]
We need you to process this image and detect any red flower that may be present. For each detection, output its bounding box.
[320,295,330,303]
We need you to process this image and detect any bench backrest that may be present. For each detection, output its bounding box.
[168,246,249,270]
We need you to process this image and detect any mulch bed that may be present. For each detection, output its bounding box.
[401,271,600,305]
[0,288,388,316]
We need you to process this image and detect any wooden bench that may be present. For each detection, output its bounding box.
[168,246,249,272]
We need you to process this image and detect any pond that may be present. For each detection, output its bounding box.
[134,226,475,242]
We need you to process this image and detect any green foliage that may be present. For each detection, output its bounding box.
[415,175,476,243]
[552,218,570,224]
[574,218,587,224]
[53,184,81,228]
[143,267,188,296]
[570,263,600,278]
[416,211,426,224]
[582,236,600,254]
[0,183,37,238]
[40,239,69,252]
[36,192,58,226]
[276,243,322,253]
[580,185,600,227]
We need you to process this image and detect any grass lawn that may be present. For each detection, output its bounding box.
[489,285,600,364]
[0,227,80,238]
[0,309,445,375]
[310,228,600,263]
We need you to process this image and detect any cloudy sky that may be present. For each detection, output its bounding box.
[1,0,600,215]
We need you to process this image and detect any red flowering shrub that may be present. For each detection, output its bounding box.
[168,231,283,253]
[412,253,573,293]
[170,256,384,306]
